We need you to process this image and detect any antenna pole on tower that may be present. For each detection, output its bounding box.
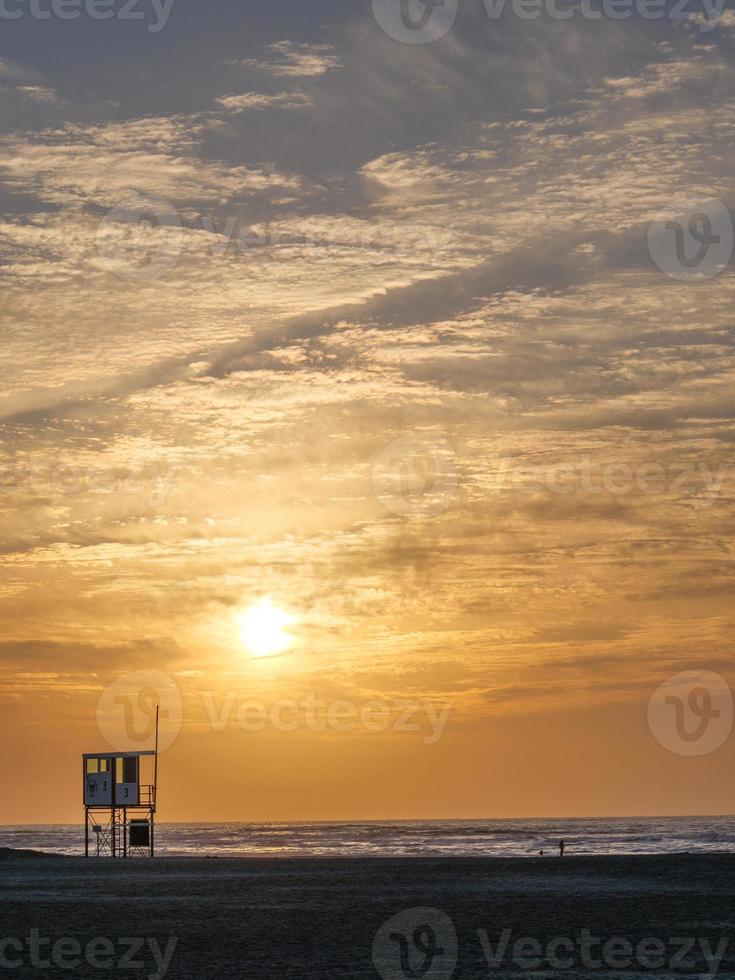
[153,705,159,812]
[151,704,160,858]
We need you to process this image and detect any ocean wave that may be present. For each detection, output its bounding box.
[3,817,734,858]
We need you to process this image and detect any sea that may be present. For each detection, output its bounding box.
[1,816,734,858]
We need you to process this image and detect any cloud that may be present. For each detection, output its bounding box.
[215,91,314,113]
[17,86,58,104]
[0,114,302,211]
[231,41,341,78]
[2,7,734,759]
[0,57,43,84]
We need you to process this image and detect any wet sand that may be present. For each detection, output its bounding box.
[1,852,734,977]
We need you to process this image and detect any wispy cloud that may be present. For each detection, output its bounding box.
[232,40,341,78]
[215,91,314,112]
[2,8,735,817]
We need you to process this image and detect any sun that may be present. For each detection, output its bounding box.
[238,599,294,658]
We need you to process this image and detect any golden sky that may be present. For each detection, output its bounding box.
[2,3,735,823]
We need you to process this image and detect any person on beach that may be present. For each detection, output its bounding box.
[559,839,565,857]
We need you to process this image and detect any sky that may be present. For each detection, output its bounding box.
[2,0,735,824]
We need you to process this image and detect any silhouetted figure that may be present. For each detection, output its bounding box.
[559,839,565,857]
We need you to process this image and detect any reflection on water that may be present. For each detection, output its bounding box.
[2,816,734,858]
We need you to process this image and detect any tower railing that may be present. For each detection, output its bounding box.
[139,784,156,808]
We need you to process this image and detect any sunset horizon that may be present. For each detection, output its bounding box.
[3,0,735,829]
[3,1,735,974]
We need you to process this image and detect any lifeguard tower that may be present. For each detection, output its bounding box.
[82,707,159,858]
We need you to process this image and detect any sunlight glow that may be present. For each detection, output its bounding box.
[239,600,294,658]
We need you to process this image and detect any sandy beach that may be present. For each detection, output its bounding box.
[2,851,734,978]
